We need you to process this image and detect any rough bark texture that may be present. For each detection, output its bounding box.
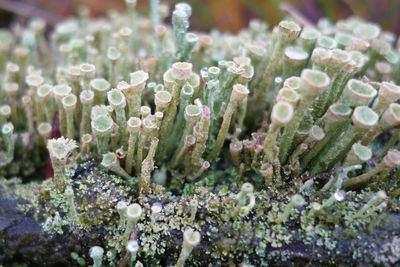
[0,192,104,266]
[1,161,400,266]
[1,189,400,266]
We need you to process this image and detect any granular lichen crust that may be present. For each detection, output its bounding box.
[1,160,399,266]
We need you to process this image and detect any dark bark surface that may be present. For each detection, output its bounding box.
[0,192,103,266]
[1,187,400,267]
[1,161,399,266]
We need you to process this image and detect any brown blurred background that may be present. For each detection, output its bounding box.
[0,0,400,34]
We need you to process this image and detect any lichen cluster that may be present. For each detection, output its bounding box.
[1,0,400,266]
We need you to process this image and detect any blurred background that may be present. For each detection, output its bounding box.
[0,0,399,34]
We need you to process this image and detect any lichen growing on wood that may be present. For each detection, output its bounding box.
[1,0,400,266]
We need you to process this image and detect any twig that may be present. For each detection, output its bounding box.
[280,2,315,28]
[0,0,62,25]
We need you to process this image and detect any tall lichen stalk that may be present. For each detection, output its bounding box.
[1,1,400,266]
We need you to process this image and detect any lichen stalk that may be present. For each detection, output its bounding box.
[207,84,249,162]
[101,152,131,179]
[46,137,78,192]
[139,137,159,194]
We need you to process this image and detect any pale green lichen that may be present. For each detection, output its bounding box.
[1,1,400,266]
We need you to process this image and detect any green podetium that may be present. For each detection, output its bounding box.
[275,194,305,224]
[171,134,196,169]
[121,71,149,118]
[29,18,47,59]
[58,43,72,68]
[188,199,198,223]
[282,46,308,79]
[91,115,114,155]
[13,46,29,86]
[117,200,128,230]
[122,203,142,247]
[158,63,196,160]
[276,86,301,107]
[139,137,159,193]
[25,73,44,98]
[125,0,137,28]
[323,164,362,192]
[171,62,194,82]
[354,22,381,42]
[171,104,201,168]
[300,103,352,170]
[79,134,93,156]
[342,142,372,167]
[53,84,72,137]
[119,27,133,80]
[353,190,387,219]
[136,115,157,173]
[176,228,201,267]
[107,46,121,87]
[101,152,131,179]
[4,82,18,124]
[37,122,52,143]
[229,131,243,169]
[125,117,141,174]
[187,160,210,182]
[338,79,377,108]
[342,149,400,189]
[299,26,320,53]
[140,106,151,119]
[321,190,345,211]
[236,183,253,205]
[89,246,104,267]
[256,20,301,108]
[172,2,192,58]
[191,106,210,169]
[154,90,172,114]
[126,240,139,263]
[79,90,94,136]
[91,78,111,105]
[91,105,112,120]
[207,84,249,162]
[65,187,80,225]
[37,83,54,123]
[304,202,323,226]
[279,69,330,165]
[362,102,400,145]
[80,63,96,91]
[0,122,14,167]
[180,104,201,142]
[181,32,198,62]
[263,101,294,183]
[310,47,331,71]
[234,182,256,217]
[66,66,81,99]
[150,202,162,229]
[46,137,78,192]
[155,110,165,129]
[311,106,379,174]
[289,125,325,166]
[107,89,127,148]
[4,62,19,84]
[21,96,34,134]
[0,105,11,128]
[67,66,82,122]
[372,82,400,115]
[316,35,337,49]
[62,94,77,139]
